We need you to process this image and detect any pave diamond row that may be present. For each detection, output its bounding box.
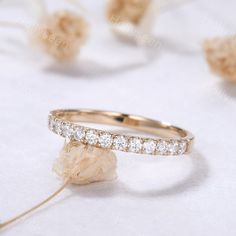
[48,117,190,156]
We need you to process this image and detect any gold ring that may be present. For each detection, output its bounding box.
[48,109,194,156]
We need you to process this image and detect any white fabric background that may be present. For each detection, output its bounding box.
[0,0,236,235]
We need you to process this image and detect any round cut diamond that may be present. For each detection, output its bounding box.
[54,120,62,134]
[178,141,187,154]
[74,127,85,142]
[168,141,180,155]
[61,124,74,138]
[99,133,113,148]
[143,140,156,154]
[113,136,128,151]
[85,129,98,145]
[157,140,168,154]
[129,138,142,153]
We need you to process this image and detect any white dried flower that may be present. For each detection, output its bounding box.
[53,141,117,185]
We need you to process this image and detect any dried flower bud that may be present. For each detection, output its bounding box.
[107,0,151,25]
[203,36,236,82]
[32,10,89,61]
[53,142,117,185]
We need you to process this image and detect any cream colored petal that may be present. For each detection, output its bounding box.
[53,141,117,185]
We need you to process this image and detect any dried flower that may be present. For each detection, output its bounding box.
[106,0,151,25]
[0,141,117,229]
[53,141,117,185]
[32,10,89,61]
[203,36,236,82]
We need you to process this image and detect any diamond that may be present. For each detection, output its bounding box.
[143,140,156,154]
[54,120,62,134]
[113,136,128,151]
[157,140,168,154]
[74,127,85,142]
[61,123,74,138]
[168,141,179,155]
[178,141,187,154]
[85,129,98,145]
[99,133,113,148]
[128,138,142,153]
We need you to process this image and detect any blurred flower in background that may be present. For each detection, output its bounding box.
[203,36,236,83]
[106,0,151,25]
[32,10,89,61]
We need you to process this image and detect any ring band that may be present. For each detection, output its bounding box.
[48,109,194,156]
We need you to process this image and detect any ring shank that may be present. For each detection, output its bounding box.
[50,109,193,140]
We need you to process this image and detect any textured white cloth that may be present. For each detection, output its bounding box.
[0,0,236,235]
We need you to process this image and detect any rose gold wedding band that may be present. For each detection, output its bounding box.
[48,109,194,156]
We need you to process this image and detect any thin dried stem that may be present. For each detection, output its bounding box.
[0,179,70,230]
